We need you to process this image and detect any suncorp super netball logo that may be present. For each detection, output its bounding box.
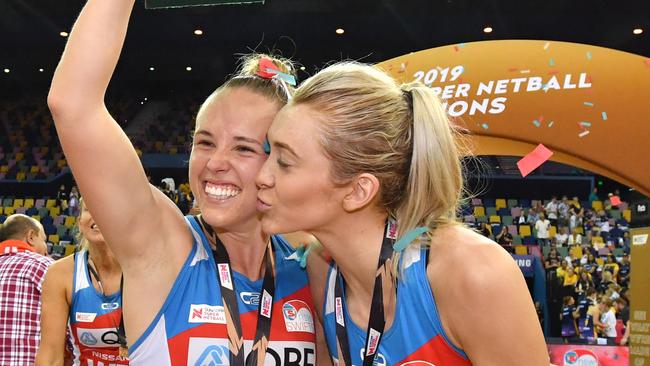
[563,349,598,366]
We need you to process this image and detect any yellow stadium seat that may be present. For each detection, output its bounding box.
[495,198,507,210]
[31,215,41,222]
[49,206,61,216]
[519,225,532,237]
[0,165,8,173]
[489,215,501,223]
[574,227,584,234]
[4,207,15,215]
[64,244,76,257]
[592,200,603,211]
[549,225,557,238]
[64,216,76,227]
[15,152,24,161]
[596,258,605,266]
[48,234,60,244]
[46,199,57,208]
[40,146,49,154]
[473,206,485,217]
[515,246,528,255]
[30,166,40,174]
[12,199,24,208]
[169,147,178,155]
[24,199,34,208]
[593,236,604,244]
[57,159,67,168]
[570,246,583,258]
[16,172,26,181]
[623,209,631,222]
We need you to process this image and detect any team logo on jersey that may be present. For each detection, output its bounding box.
[241,291,260,306]
[358,348,387,366]
[260,289,273,318]
[188,304,226,324]
[217,263,233,290]
[75,312,97,323]
[400,362,436,366]
[563,349,598,366]
[283,300,315,334]
[195,345,230,366]
[101,302,119,310]
[80,331,98,346]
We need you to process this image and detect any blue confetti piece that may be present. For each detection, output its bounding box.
[601,111,608,121]
[458,43,466,48]
[393,226,428,252]
[579,121,592,127]
[266,68,297,86]
[481,123,489,129]
[586,51,592,60]
[533,120,541,127]
[584,102,594,107]
[549,58,555,67]
[263,139,270,154]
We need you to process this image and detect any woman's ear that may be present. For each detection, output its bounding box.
[342,173,381,213]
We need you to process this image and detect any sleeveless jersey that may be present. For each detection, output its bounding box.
[323,246,472,366]
[560,305,577,337]
[579,306,597,341]
[576,298,594,337]
[69,250,129,365]
[128,216,316,365]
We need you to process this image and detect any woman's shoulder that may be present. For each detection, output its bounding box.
[43,254,75,288]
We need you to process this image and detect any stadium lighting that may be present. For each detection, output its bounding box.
[335,28,345,35]
[60,31,69,37]
[633,28,643,35]
[194,29,203,35]
[483,26,493,33]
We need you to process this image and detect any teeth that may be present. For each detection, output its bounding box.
[205,183,240,199]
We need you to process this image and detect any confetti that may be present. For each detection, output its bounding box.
[520,69,531,74]
[458,43,466,48]
[601,111,608,121]
[543,42,550,50]
[547,70,558,75]
[517,144,554,177]
[586,51,592,60]
[481,123,489,129]
[610,195,621,206]
[533,120,541,127]
[577,122,587,130]
[508,67,519,72]
[398,61,408,73]
[549,58,555,67]
[579,130,590,138]
[645,59,650,68]
[579,121,592,127]
[454,45,459,52]
[538,116,545,123]
[548,121,554,127]
[583,102,594,107]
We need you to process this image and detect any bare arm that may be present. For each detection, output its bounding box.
[36,259,73,366]
[47,0,189,269]
[430,227,549,366]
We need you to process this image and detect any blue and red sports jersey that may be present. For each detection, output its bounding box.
[323,246,472,366]
[69,250,129,365]
[129,216,316,365]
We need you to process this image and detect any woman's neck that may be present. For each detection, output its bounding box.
[88,242,121,276]
[312,209,392,328]
[211,221,269,281]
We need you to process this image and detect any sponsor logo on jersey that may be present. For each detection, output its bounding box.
[218,263,233,290]
[76,327,122,348]
[282,300,315,334]
[75,312,97,323]
[366,328,381,356]
[386,221,398,239]
[88,350,129,364]
[188,338,316,366]
[335,297,345,326]
[241,291,260,306]
[260,289,273,318]
[80,331,98,346]
[359,348,387,366]
[101,302,119,310]
[188,304,226,324]
[563,349,598,366]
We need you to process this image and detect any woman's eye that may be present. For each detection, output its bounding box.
[277,158,290,168]
[236,145,256,153]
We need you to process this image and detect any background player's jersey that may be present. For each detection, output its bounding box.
[576,298,595,337]
[129,216,316,366]
[323,246,472,366]
[560,305,577,337]
[69,250,129,365]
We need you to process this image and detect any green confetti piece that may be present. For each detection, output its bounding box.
[533,120,541,127]
[549,58,555,67]
[601,112,608,121]
[579,121,592,127]
[586,51,592,60]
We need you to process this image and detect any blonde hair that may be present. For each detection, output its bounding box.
[196,53,296,124]
[292,62,468,249]
[75,198,89,251]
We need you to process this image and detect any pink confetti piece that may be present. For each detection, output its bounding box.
[548,70,558,75]
[517,144,554,177]
[644,59,650,68]
[508,67,519,72]
[538,116,545,123]
[454,45,459,52]
[578,130,590,138]
[610,196,621,206]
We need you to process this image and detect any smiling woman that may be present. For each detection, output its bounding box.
[44,0,323,364]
